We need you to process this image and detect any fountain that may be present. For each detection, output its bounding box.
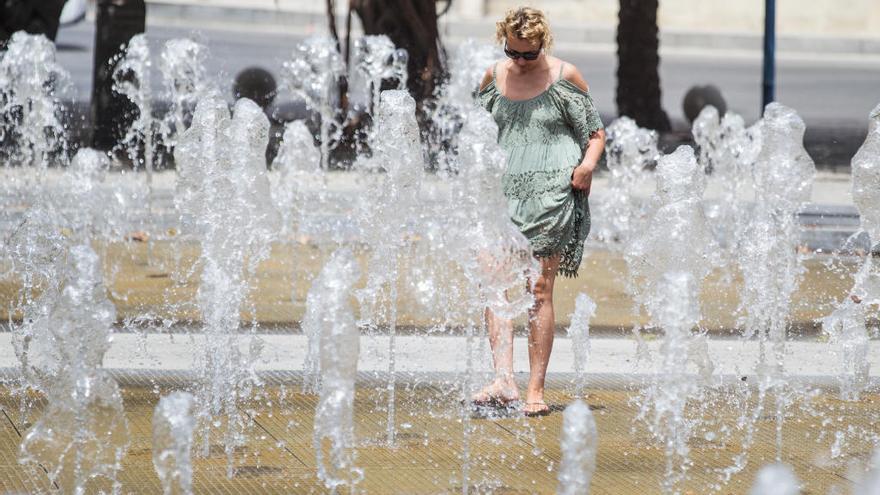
[594,116,658,245]
[281,36,346,171]
[174,94,278,473]
[271,120,324,239]
[153,391,196,495]
[567,293,596,399]
[354,89,425,445]
[18,244,129,494]
[429,39,498,172]
[748,463,800,495]
[1,24,880,495]
[735,102,816,464]
[637,272,703,492]
[557,399,598,494]
[0,32,70,170]
[348,35,408,115]
[625,144,722,492]
[311,248,363,492]
[822,103,880,401]
[114,34,155,173]
[159,37,211,161]
[692,106,762,254]
[626,145,719,312]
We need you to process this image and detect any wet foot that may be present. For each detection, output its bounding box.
[523,401,551,417]
[470,379,519,406]
[523,386,548,416]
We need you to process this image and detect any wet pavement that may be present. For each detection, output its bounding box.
[0,372,876,494]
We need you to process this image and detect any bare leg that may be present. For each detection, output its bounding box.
[524,255,560,414]
[472,308,519,403]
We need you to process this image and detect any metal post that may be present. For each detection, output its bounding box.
[762,0,776,112]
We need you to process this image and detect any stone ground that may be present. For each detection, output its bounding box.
[0,373,877,494]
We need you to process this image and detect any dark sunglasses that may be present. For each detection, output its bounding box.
[503,42,542,61]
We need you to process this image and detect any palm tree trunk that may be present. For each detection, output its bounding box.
[350,0,446,105]
[616,0,671,131]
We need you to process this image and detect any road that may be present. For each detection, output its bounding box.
[50,19,880,131]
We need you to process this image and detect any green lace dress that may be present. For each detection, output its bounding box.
[479,63,604,277]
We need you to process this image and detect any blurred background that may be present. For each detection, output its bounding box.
[2,0,879,168]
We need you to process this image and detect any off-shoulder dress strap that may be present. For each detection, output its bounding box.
[557,62,565,81]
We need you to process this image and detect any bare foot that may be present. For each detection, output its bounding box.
[471,378,519,405]
[523,401,550,417]
[524,386,548,416]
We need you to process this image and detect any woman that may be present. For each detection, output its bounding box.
[475,7,605,416]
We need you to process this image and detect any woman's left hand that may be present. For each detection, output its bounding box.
[571,163,593,194]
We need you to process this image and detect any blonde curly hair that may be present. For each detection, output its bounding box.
[495,7,553,52]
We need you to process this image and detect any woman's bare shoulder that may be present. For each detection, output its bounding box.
[559,61,590,92]
[482,59,507,90]
[479,65,494,91]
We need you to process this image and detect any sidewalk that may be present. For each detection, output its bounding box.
[2,332,878,380]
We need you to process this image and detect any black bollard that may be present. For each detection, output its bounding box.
[233,67,278,110]
[90,0,146,151]
[682,85,727,124]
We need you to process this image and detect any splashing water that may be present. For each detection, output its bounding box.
[858,448,880,495]
[567,293,597,398]
[348,35,408,114]
[595,116,658,245]
[153,391,196,495]
[429,39,498,172]
[355,89,425,445]
[0,32,70,169]
[852,103,880,244]
[557,399,598,495]
[114,34,155,172]
[748,463,801,495]
[738,102,814,362]
[114,34,159,258]
[281,36,345,170]
[735,102,815,466]
[313,248,364,491]
[626,145,719,308]
[271,120,324,238]
[693,106,762,254]
[19,244,129,494]
[822,300,870,401]
[159,38,211,159]
[301,235,352,394]
[823,102,880,401]
[174,95,278,473]
[636,272,704,493]
[626,145,720,492]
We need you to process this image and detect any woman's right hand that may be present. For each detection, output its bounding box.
[571,163,593,194]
